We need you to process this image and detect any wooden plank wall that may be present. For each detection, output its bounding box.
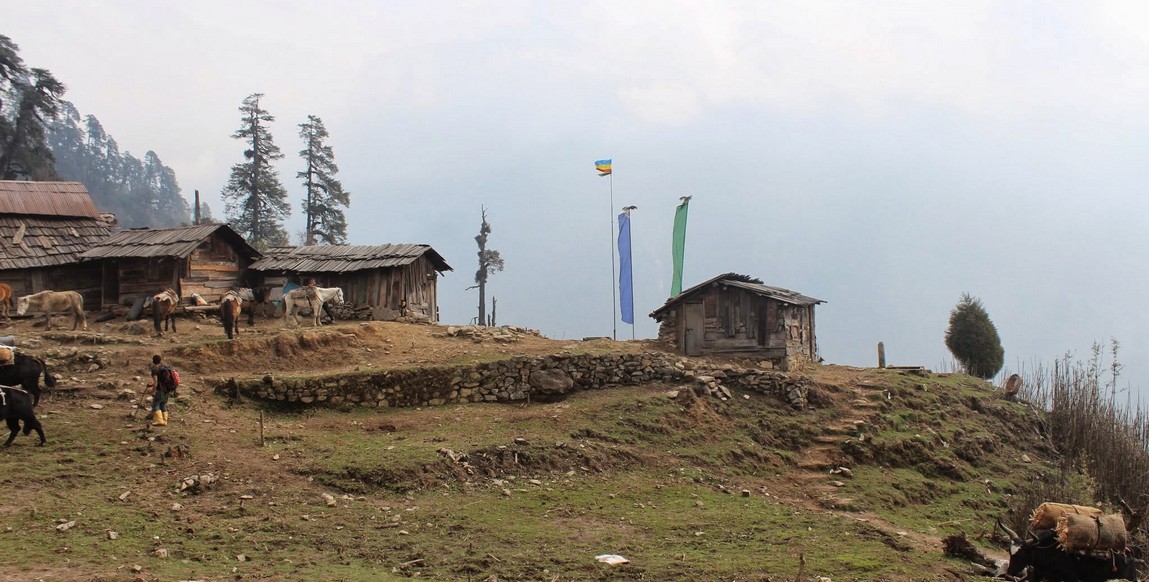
[273,257,443,322]
[180,234,249,304]
[1,264,103,310]
[117,258,179,302]
[679,287,816,360]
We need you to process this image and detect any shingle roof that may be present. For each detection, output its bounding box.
[78,224,260,260]
[249,244,452,274]
[650,274,823,319]
[0,181,101,218]
[0,181,112,269]
[0,216,113,269]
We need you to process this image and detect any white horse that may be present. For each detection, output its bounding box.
[283,286,344,327]
[16,290,87,331]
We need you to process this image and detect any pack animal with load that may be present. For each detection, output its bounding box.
[996,502,1140,581]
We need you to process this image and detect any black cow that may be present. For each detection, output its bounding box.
[998,519,1137,581]
[0,386,46,446]
[0,353,56,406]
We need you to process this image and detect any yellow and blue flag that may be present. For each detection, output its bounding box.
[595,159,612,176]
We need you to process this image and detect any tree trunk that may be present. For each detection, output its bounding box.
[478,282,486,327]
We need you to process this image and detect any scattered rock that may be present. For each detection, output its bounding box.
[179,473,218,494]
[55,520,76,532]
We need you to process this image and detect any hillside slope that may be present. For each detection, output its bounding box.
[0,314,1054,581]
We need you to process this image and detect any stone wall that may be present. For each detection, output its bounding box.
[221,352,812,410]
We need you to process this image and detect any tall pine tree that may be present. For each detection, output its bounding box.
[297,115,349,245]
[0,35,65,180]
[222,93,289,249]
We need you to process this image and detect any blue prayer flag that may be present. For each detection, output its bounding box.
[618,211,634,324]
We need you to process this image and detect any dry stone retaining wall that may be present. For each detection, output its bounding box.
[225,352,811,410]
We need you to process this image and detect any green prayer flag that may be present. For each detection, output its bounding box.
[671,199,689,296]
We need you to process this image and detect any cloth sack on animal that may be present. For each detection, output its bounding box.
[0,346,13,365]
[1029,502,1102,530]
[1056,512,1127,551]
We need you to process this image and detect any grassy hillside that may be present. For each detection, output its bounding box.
[0,319,1072,580]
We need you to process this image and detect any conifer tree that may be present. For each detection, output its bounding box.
[944,293,1004,379]
[297,115,349,245]
[222,93,289,249]
[48,102,190,227]
[0,35,65,180]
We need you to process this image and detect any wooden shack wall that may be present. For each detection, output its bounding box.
[179,233,252,304]
[103,233,252,306]
[658,287,817,364]
[289,256,442,322]
[112,258,180,304]
[1,264,103,310]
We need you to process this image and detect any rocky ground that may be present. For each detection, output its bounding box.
[0,308,1025,580]
[4,310,660,394]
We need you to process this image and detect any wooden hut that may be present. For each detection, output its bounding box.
[78,224,260,307]
[650,273,823,368]
[249,244,452,322]
[0,181,115,309]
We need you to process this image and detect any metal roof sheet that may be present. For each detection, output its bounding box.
[249,244,452,273]
[0,181,101,218]
[78,224,260,260]
[650,274,823,319]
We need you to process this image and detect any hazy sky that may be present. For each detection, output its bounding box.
[8,2,1149,394]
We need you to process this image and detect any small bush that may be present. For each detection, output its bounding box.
[944,293,1004,379]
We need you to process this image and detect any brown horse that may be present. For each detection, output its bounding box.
[235,286,270,326]
[151,288,180,336]
[0,283,11,319]
[16,290,87,331]
[220,290,242,340]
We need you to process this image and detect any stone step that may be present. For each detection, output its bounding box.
[796,458,835,471]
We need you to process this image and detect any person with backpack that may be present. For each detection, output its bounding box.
[147,354,179,426]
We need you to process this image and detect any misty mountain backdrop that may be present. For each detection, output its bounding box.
[47,101,194,228]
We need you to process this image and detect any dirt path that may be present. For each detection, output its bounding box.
[770,371,949,555]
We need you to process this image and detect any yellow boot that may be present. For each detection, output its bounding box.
[151,410,167,426]
[162,411,170,424]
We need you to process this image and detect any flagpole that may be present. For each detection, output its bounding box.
[628,208,635,340]
[609,171,617,341]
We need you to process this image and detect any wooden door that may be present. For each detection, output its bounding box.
[684,302,704,356]
[102,261,119,306]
